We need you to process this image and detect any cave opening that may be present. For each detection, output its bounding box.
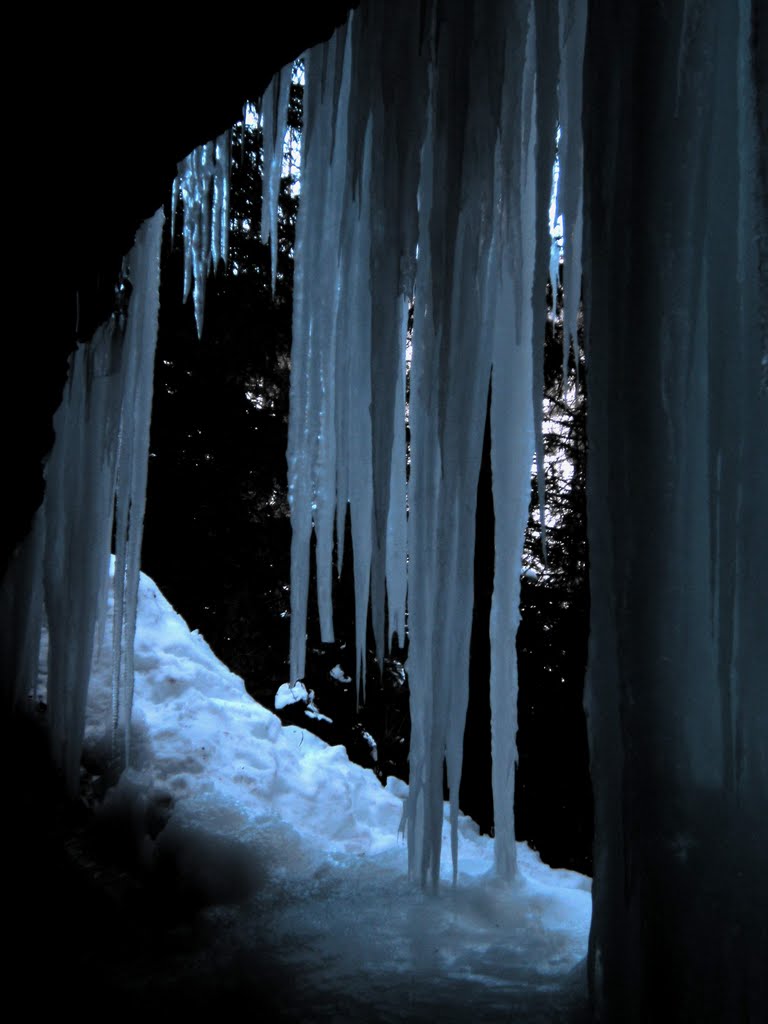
[5,3,764,1018]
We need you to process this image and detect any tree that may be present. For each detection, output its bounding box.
[514,271,592,874]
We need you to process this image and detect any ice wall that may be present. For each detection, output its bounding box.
[285,0,584,887]
[0,212,164,792]
[582,1,768,1020]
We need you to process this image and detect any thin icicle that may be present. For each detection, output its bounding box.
[260,64,292,293]
[111,211,164,767]
[0,508,45,711]
[557,0,586,374]
[341,115,375,701]
[384,296,409,650]
[531,0,560,568]
[213,130,231,272]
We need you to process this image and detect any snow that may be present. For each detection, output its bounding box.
[275,681,335,723]
[273,679,334,721]
[330,664,351,684]
[80,562,591,1017]
[275,680,310,709]
[361,728,378,762]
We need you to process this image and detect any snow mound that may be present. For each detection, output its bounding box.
[85,565,590,1018]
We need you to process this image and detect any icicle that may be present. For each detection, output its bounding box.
[384,296,409,649]
[175,133,231,336]
[110,211,164,767]
[0,508,45,711]
[287,31,355,681]
[530,1,560,567]
[557,0,586,374]
[213,130,231,272]
[259,64,292,293]
[482,1,539,882]
[170,177,178,244]
[336,22,374,696]
[42,326,120,789]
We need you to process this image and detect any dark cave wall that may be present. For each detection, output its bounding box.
[6,3,356,578]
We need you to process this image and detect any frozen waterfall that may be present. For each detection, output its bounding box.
[283,1,584,887]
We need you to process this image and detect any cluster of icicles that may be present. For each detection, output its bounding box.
[0,214,164,791]
[173,0,587,888]
[170,63,289,335]
[265,0,586,888]
[172,132,231,336]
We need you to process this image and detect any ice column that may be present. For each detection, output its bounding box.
[583,1,767,1019]
[110,212,165,763]
[0,211,164,792]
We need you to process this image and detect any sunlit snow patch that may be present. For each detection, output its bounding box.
[330,664,352,684]
[274,680,333,723]
[275,680,311,709]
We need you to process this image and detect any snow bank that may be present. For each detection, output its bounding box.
[84,564,590,1017]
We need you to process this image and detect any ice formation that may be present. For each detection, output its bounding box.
[1,0,764,1019]
[0,212,164,791]
[284,1,585,888]
[259,64,292,294]
[172,131,231,336]
[282,1,766,1015]
[582,3,767,1020]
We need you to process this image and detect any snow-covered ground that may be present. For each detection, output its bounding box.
[80,565,591,1021]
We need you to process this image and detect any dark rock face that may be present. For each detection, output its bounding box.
[6,4,356,575]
